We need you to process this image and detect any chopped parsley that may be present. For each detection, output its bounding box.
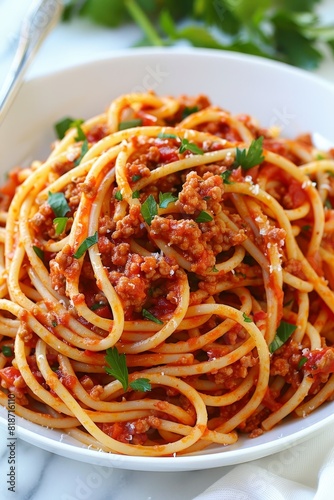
[158,192,177,208]
[54,217,69,235]
[72,120,86,142]
[129,378,151,392]
[157,132,178,139]
[73,232,98,259]
[269,321,297,354]
[195,211,213,223]
[233,136,264,170]
[142,308,163,325]
[104,347,152,392]
[298,356,308,369]
[48,192,70,218]
[132,174,142,183]
[33,245,44,261]
[221,170,234,184]
[118,119,143,131]
[1,346,13,357]
[54,117,86,141]
[54,117,77,140]
[75,139,89,166]
[90,302,107,311]
[242,312,252,323]
[115,190,123,201]
[179,138,204,155]
[141,195,158,225]
[132,190,140,199]
[182,105,199,119]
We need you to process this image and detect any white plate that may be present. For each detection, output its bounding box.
[1,48,334,472]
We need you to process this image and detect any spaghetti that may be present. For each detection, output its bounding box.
[1,92,334,457]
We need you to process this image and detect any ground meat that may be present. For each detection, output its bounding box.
[151,216,214,274]
[50,244,80,296]
[147,146,161,163]
[80,177,97,199]
[150,212,246,275]
[108,253,179,312]
[111,242,130,267]
[127,161,151,183]
[270,339,302,389]
[177,171,224,215]
[64,180,84,210]
[30,202,54,239]
[209,354,258,390]
[112,205,145,240]
[99,214,116,235]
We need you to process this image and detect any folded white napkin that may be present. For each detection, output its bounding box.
[194,428,334,500]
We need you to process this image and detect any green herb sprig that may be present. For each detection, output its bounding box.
[73,232,98,259]
[141,194,158,225]
[63,1,334,70]
[233,136,265,170]
[104,347,152,392]
[269,321,297,354]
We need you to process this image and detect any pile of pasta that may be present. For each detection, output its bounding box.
[1,92,334,457]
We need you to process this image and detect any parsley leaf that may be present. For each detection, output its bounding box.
[48,192,70,217]
[234,136,265,170]
[54,117,76,140]
[132,174,141,182]
[118,119,143,130]
[72,120,86,142]
[90,302,107,311]
[195,211,213,223]
[269,321,297,354]
[130,378,151,392]
[298,356,308,369]
[1,346,13,357]
[104,347,152,392]
[68,1,334,70]
[142,308,163,324]
[141,194,158,225]
[132,190,140,199]
[221,170,234,184]
[179,138,204,155]
[159,192,177,208]
[73,232,98,259]
[75,139,89,166]
[182,106,199,119]
[243,312,252,323]
[157,132,178,139]
[115,190,123,201]
[54,217,69,235]
[33,245,44,261]
[105,347,129,391]
[54,117,85,140]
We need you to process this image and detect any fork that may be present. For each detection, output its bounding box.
[0,0,63,123]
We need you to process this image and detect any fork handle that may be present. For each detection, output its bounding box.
[0,0,63,123]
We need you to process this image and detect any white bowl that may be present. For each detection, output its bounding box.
[1,48,334,472]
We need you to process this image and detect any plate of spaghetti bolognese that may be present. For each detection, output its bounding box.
[1,49,334,471]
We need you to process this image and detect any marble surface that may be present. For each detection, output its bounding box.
[1,1,334,499]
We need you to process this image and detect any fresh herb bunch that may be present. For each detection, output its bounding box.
[63,0,334,69]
